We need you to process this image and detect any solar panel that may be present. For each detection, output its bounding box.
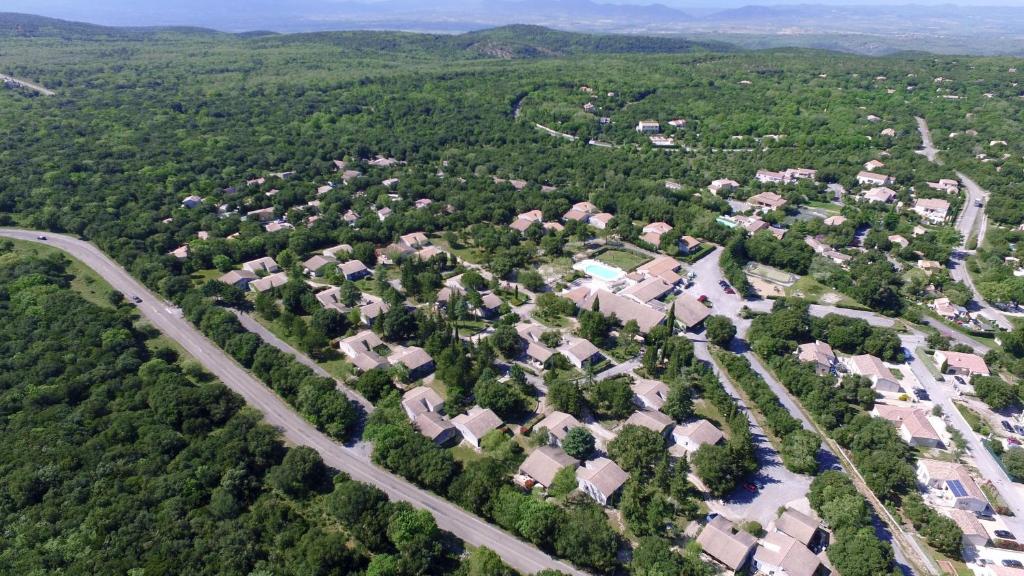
[947,479,968,498]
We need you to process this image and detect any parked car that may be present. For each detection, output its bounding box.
[697,295,708,303]
[914,388,929,400]
[1014,425,1024,436]
[975,199,984,207]
[36,235,47,240]
[724,287,736,294]
[953,375,967,386]
[995,530,1016,540]
[1002,559,1023,568]
[1003,420,1015,433]
[743,482,758,493]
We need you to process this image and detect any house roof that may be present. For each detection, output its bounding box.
[452,406,503,438]
[797,340,836,366]
[848,354,896,381]
[573,289,666,334]
[323,244,352,257]
[674,419,724,447]
[535,411,582,440]
[697,516,757,571]
[643,221,673,235]
[748,191,787,209]
[753,531,821,576]
[340,260,369,276]
[945,508,988,541]
[823,215,847,226]
[775,509,821,546]
[414,411,455,441]
[303,254,338,272]
[631,379,669,410]
[918,459,986,501]
[563,208,590,222]
[341,330,384,353]
[873,404,941,442]
[857,170,891,182]
[402,386,444,418]
[526,341,554,363]
[864,187,897,202]
[480,292,502,310]
[400,232,429,247]
[390,346,434,371]
[577,457,628,497]
[510,218,534,232]
[563,339,601,363]
[915,198,950,212]
[219,269,257,285]
[625,410,674,434]
[519,446,578,487]
[636,255,681,278]
[244,256,279,272]
[590,213,614,226]
[250,272,289,293]
[620,277,674,304]
[936,350,990,376]
[518,209,544,222]
[670,294,712,329]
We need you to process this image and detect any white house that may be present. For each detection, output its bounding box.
[845,354,901,392]
[576,457,628,505]
[857,171,894,187]
[917,459,990,514]
[452,406,503,449]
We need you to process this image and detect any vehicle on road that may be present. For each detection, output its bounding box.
[995,530,1016,540]
[132,295,143,303]
[976,558,992,566]
[975,200,984,207]
[1002,559,1023,568]
[36,235,46,240]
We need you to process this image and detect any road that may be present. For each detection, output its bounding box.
[915,116,939,163]
[1,73,56,96]
[0,229,588,576]
[949,172,1013,330]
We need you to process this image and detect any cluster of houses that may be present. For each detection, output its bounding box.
[697,508,830,576]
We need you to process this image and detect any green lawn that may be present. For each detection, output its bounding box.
[596,249,649,272]
[9,238,118,308]
[786,276,866,309]
[450,444,486,463]
[805,201,841,214]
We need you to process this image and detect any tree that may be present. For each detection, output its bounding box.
[267,446,328,499]
[705,315,736,347]
[629,537,689,576]
[356,369,395,403]
[588,376,633,419]
[548,466,577,498]
[474,376,524,418]
[490,323,522,359]
[661,384,693,423]
[462,547,516,576]
[562,427,595,459]
[1004,447,1024,481]
[607,425,666,480]
[547,377,584,417]
[780,429,820,475]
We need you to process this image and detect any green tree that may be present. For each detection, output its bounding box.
[705,315,736,347]
[267,446,329,499]
[562,427,595,459]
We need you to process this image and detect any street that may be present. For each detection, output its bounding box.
[0,229,589,576]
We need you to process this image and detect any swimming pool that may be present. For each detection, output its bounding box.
[575,259,626,282]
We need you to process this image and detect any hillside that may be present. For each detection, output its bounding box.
[0,12,220,40]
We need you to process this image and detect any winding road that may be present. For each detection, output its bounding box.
[0,228,587,576]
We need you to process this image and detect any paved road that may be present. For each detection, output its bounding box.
[915,116,939,163]
[949,173,1013,330]
[0,229,588,576]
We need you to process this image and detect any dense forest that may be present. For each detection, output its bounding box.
[0,244,517,576]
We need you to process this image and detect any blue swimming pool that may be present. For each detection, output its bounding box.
[582,261,625,282]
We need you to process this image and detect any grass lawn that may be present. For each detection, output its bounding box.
[191,268,223,286]
[451,444,486,464]
[433,238,485,265]
[915,347,945,380]
[805,201,841,214]
[694,399,731,440]
[596,249,649,272]
[252,313,355,381]
[9,238,116,308]
[786,276,866,309]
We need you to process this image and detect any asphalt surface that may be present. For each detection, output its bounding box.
[915,116,939,163]
[0,229,588,576]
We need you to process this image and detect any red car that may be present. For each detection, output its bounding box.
[724,287,736,295]
[697,294,708,303]
[743,482,758,493]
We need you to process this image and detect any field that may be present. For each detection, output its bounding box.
[596,249,649,272]
[8,238,116,308]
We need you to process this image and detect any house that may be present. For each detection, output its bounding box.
[477,292,503,319]
[398,231,430,250]
[620,277,674,305]
[343,209,359,225]
[864,159,886,171]
[913,198,951,223]
[796,340,837,376]
[785,168,817,181]
[641,221,673,247]
[219,269,257,289]
[264,221,293,233]
[636,255,682,285]
[625,410,674,436]
[414,411,459,445]
[669,294,712,330]
[927,179,960,194]
[415,198,433,209]
[679,235,702,254]
[775,509,827,552]
[734,214,770,234]
[389,346,435,380]
[945,508,990,549]
[864,187,897,203]
[881,128,896,137]
[664,180,682,191]
[510,209,544,233]
[583,102,595,113]
[368,155,399,167]
[535,411,583,447]
[590,213,614,229]
[250,271,289,293]
[302,254,338,277]
[672,419,724,457]
[339,260,371,281]
[631,379,669,411]
[649,135,676,147]
[376,207,392,221]
[339,331,390,372]
[932,297,966,320]
[560,339,603,369]
[315,286,347,312]
[519,446,578,489]
[382,178,399,188]
[668,118,687,128]
[401,386,445,420]
[323,244,352,258]
[934,350,990,377]
[917,259,943,275]
[697,516,757,573]
[756,169,787,184]
[709,179,739,194]
[636,120,660,134]
[917,459,990,513]
[748,191,788,212]
[889,234,910,249]
[563,201,598,223]
[823,215,847,227]
[576,457,629,505]
[752,531,825,576]
[517,323,554,367]
[246,207,276,222]
[452,406,503,448]
[316,184,334,196]
[169,245,189,259]
[181,195,203,209]
[359,299,390,326]
[567,288,666,334]
[871,404,943,448]
[857,171,894,187]
[846,354,901,392]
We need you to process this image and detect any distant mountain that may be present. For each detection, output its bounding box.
[254,24,733,59]
[0,12,221,39]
